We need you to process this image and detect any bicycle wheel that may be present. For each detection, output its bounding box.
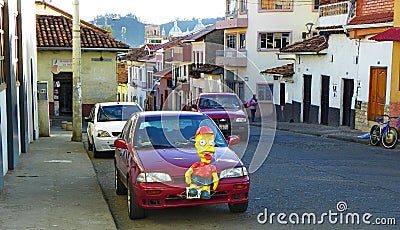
[369,125,381,146]
[382,127,398,149]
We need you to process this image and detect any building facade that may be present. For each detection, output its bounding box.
[1,0,39,192]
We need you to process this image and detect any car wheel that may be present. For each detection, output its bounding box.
[228,201,248,213]
[115,166,127,195]
[93,144,100,158]
[128,179,145,219]
[87,135,93,151]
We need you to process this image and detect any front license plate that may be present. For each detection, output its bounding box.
[186,187,201,199]
[219,124,229,130]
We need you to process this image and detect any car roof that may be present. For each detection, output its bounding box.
[136,111,205,118]
[199,93,237,96]
[96,102,140,106]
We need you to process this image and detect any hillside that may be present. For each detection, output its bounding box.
[91,14,220,48]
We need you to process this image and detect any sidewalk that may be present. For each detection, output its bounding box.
[0,125,116,229]
[251,120,371,146]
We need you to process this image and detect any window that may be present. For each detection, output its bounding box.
[314,0,319,10]
[260,0,292,10]
[226,34,237,49]
[258,84,273,101]
[239,33,246,49]
[228,0,237,14]
[147,71,153,89]
[240,0,247,12]
[259,32,290,50]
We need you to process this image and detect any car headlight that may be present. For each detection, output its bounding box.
[96,130,111,137]
[136,172,172,182]
[220,166,248,179]
[235,117,247,123]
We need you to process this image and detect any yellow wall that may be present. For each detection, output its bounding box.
[118,83,127,102]
[37,50,118,104]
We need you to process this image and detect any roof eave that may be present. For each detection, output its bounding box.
[37,47,131,52]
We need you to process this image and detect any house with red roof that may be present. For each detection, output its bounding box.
[35,1,130,118]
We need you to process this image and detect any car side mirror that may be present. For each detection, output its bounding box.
[227,135,240,146]
[114,138,128,149]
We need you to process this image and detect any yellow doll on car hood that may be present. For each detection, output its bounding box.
[185,126,219,199]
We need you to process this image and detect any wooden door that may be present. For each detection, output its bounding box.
[368,67,387,121]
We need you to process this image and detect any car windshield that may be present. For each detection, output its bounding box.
[134,114,227,149]
[199,95,240,110]
[97,105,141,122]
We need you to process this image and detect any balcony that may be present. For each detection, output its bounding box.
[215,50,247,67]
[216,10,248,29]
[318,1,355,28]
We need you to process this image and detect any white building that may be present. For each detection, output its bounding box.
[1,0,38,191]
[216,0,319,118]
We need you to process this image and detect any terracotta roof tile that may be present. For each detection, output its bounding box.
[260,63,294,77]
[370,27,400,41]
[280,35,329,53]
[348,12,393,25]
[125,47,148,61]
[36,15,130,49]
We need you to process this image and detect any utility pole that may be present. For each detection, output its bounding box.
[72,0,82,141]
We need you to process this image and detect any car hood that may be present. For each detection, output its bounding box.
[198,109,246,119]
[136,147,243,176]
[94,121,127,133]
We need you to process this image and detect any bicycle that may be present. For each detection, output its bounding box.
[369,114,399,149]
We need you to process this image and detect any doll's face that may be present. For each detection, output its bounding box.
[195,133,215,162]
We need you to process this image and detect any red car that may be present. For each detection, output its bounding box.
[193,93,248,139]
[114,111,250,219]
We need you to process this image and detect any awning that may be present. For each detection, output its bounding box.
[369,27,400,41]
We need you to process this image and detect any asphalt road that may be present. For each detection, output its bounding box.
[84,125,400,229]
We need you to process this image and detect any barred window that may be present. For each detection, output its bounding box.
[226,34,237,49]
[260,0,292,10]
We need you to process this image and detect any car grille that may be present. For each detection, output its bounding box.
[212,118,231,131]
[112,132,121,137]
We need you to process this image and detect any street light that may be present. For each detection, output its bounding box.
[305,22,314,35]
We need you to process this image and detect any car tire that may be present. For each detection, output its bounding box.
[87,135,93,151]
[128,179,145,219]
[228,201,248,213]
[115,166,127,195]
[93,144,100,158]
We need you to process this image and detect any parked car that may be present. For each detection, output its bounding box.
[85,102,143,157]
[192,93,248,140]
[114,111,249,219]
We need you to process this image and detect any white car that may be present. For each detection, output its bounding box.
[85,102,143,157]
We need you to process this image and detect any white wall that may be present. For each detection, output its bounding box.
[245,0,318,100]
[357,38,393,104]
[1,91,7,176]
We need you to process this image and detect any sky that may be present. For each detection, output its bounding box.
[47,0,226,25]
